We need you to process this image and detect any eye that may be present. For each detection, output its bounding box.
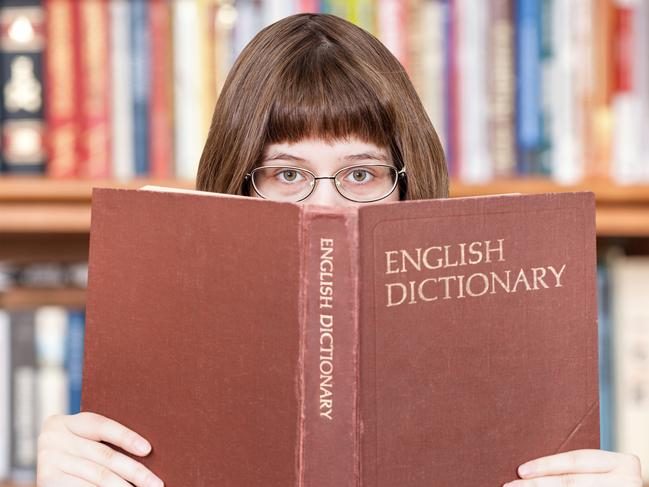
[344,167,375,184]
[275,168,306,184]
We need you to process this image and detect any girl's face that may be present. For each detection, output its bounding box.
[251,136,400,207]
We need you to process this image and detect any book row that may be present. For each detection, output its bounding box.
[1,0,648,184]
[0,306,86,485]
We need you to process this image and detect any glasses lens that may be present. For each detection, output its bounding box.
[336,165,398,202]
[252,166,314,201]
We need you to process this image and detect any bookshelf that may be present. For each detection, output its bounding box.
[1,176,649,235]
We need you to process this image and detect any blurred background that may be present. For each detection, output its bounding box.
[1,0,649,485]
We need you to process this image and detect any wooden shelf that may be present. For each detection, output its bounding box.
[1,176,649,236]
[0,176,194,234]
[450,178,649,237]
[0,286,86,309]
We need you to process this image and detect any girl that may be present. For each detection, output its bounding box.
[37,13,642,487]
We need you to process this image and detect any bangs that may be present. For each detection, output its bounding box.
[264,45,395,149]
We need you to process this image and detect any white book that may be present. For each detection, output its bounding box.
[457,0,491,183]
[173,0,204,182]
[610,254,649,483]
[612,0,643,184]
[35,307,69,430]
[419,0,446,153]
[635,0,649,181]
[0,310,9,481]
[262,0,297,28]
[110,0,135,182]
[377,0,406,67]
[550,0,582,184]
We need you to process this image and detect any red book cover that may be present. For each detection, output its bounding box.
[82,188,599,486]
[613,3,633,94]
[149,0,173,178]
[44,0,77,178]
[76,0,111,179]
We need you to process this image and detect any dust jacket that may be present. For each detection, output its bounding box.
[81,187,599,486]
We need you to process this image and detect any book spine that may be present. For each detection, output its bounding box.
[299,0,320,13]
[0,310,9,482]
[515,0,542,176]
[149,0,173,179]
[109,0,134,181]
[457,0,491,183]
[77,0,111,179]
[610,255,649,482]
[611,0,641,184]
[130,0,149,176]
[44,0,77,178]
[298,207,359,485]
[538,0,554,177]
[66,309,85,414]
[596,264,613,451]
[35,306,69,429]
[424,0,446,152]
[377,0,408,71]
[488,0,516,178]
[444,0,459,178]
[172,0,202,180]
[590,0,614,181]
[0,0,46,174]
[9,309,37,484]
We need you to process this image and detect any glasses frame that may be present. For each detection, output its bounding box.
[244,163,407,203]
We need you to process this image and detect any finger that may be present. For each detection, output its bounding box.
[46,449,133,487]
[504,473,641,487]
[517,449,620,477]
[40,474,96,487]
[68,434,164,487]
[64,412,151,457]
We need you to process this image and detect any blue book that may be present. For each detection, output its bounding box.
[597,264,613,450]
[130,0,150,176]
[66,309,85,415]
[515,0,542,175]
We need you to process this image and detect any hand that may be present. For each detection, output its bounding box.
[504,449,642,486]
[37,412,164,487]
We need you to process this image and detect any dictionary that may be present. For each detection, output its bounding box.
[81,187,599,487]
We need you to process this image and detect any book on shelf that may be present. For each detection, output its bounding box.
[0,262,87,484]
[81,186,599,486]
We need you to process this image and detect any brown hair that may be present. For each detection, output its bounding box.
[196,13,448,200]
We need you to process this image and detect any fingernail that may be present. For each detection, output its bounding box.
[136,439,151,454]
[518,463,532,476]
[147,476,163,487]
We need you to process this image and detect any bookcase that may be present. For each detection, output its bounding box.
[2,0,649,484]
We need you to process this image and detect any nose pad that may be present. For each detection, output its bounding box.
[302,179,355,207]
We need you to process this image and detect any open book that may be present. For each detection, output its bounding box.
[81,186,599,486]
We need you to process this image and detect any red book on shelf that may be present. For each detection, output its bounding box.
[149,0,173,179]
[75,0,111,179]
[82,187,599,486]
[44,0,77,179]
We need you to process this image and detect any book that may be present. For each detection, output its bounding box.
[0,0,46,174]
[0,310,9,481]
[610,254,649,482]
[81,187,599,486]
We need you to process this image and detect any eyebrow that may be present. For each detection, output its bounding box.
[261,151,388,163]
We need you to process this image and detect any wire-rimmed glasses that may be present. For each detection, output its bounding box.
[244,163,407,203]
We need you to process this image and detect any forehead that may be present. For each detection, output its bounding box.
[262,136,389,160]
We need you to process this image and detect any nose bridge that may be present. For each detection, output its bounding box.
[305,176,348,206]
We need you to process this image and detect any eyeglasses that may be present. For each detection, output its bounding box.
[244,163,407,203]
